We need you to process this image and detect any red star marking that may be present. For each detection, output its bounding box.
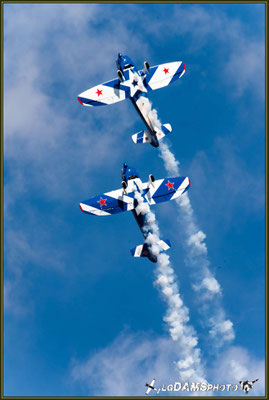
[165,180,174,190]
[163,67,169,74]
[96,88,103,97]
[145,136,148,141]
[97,197,107,207]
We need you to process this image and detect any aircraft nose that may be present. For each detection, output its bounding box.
[118,53,122,58]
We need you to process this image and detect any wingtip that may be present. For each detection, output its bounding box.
[183,62,186,71]
[79,203,84,212]
[77,97,83,105]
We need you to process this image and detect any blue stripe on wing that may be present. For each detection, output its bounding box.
[152,177,186,203]
[141,66,158,91]
[169,62,185,85]
[78,97,108,106]
[82,194,130,215]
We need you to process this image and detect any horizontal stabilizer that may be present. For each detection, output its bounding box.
[130,243,150,258]
[157,239,171,250]
[132,124,171,144]
[155,123,172,141]
[130,239,171,262]
[132,130,150,144]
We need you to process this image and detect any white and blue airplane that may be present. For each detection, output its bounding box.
[77,54,186,148]
[79,163,190,262]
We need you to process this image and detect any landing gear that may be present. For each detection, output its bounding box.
[144,61,150,74]
[122,180,128,191]
[149,174,155,184]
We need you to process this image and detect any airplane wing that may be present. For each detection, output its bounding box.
[140,61,186,92]
[79,187,135,216]
[145,379,156,395]
[144,176,190,205]
[145,387,151,395]
[78,77,131,107]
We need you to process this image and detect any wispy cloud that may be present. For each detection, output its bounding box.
[4,3,150,315]
[208,346,265,396]
[71,332,178,396]
[139,4,265,100]
[71,332,265,396]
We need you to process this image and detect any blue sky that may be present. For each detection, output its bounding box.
[3,3,265,396]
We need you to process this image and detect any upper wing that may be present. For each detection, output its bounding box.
[78,77,130,107]
[79,187,135,216]
[144,176,190,205]
[140,61,186,92]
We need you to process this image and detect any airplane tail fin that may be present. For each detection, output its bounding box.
[130,239,171,262]
[131,124,172,144]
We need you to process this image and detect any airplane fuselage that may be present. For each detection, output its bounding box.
[122,164,157,262]
[117,54,160,147]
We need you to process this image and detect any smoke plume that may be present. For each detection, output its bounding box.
[133,190,207,382]
[146,101,235,347]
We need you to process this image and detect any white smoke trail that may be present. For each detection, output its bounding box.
[159,141,235,346]
[146,102,235,347]
[133,190,207,382]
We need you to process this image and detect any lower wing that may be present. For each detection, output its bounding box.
[78,77,130,107]
[79,187,135,216]
[144,176,190,204]
[141,61,186,91]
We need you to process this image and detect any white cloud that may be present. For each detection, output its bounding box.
[209,346,265,396]
[71,332,265,397]
[142,4,265,100]
[3,3,150,316]
[4,3,149,201]
[71,332,179,396]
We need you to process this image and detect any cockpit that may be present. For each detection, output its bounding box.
[116,54,136,73]
[127,174,139,180]
[123,63,134,70]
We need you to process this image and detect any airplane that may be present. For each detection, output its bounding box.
[145,378,156,395]
[77,53,186,148]
[239,379,259,394]
[79,163,190,262]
